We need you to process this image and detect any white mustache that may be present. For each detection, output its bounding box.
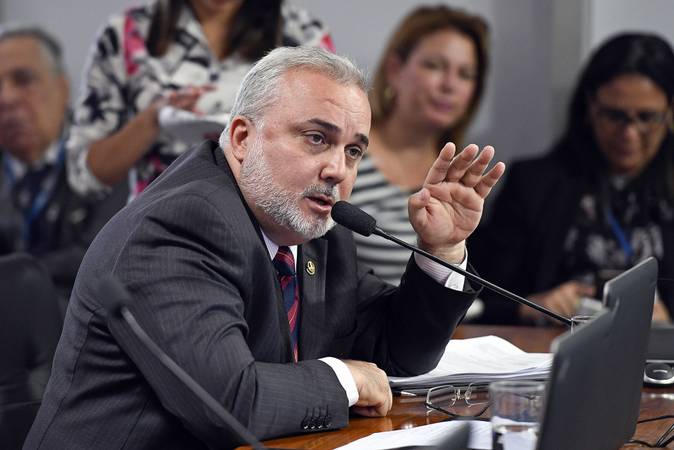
[302,184,339,202]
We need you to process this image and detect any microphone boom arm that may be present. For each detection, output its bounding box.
[120,306,266,449]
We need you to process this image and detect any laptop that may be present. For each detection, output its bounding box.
[536,257,657,450]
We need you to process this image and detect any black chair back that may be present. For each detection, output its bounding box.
[0,253,63,449]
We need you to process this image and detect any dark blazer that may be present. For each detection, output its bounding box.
[0,150,126,306]
[470,154,674,325]
[25,141,475,449]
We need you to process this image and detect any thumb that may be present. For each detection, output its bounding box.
[408,187,431,228]
[408,187,430,211]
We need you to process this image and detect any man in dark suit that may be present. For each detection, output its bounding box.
[25,46,504,449]
[0,25,126,309]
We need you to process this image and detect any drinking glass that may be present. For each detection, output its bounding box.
[490,380,546,450]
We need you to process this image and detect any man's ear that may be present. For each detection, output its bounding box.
[58,75,70,106]
[229,115,254,162]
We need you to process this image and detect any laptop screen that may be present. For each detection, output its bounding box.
[537,257,657,450]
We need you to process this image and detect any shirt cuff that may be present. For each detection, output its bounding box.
[319,357,359,406]
[414,249,467,291]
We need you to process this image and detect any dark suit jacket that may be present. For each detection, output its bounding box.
[0,150,126,307]
[470,154,674,325]
[25,141,475,449]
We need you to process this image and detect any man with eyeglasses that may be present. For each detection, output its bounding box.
[472,32,674,327]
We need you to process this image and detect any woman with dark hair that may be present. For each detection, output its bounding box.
[349,5,490,285]
[472,33,674,325]
[67,0,332,199]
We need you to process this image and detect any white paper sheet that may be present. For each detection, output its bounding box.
[388,336,552,389]
[335,420,492,450]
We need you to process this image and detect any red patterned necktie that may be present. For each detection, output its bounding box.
[273,246,300,362]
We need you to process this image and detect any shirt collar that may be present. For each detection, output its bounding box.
[5,139,61,179]
[261,230,298,270]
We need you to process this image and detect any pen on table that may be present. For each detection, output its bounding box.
[398,390,421,397]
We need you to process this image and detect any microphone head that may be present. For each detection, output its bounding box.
[331,201,377,237]
[96,275,132,318]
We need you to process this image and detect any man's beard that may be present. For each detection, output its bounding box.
[239,139,339,241]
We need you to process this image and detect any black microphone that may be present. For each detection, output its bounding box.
[97,276,268,450]
[331,201,572,326]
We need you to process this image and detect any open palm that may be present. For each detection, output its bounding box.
[408,143,505,261]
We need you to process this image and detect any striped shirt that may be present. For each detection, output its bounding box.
[349,154,418,285]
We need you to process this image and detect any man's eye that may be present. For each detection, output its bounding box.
[346,146,363,160]
[13,70,37,87]
[307,133,326,145]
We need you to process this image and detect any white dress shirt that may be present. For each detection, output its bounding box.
[260,231,467,406]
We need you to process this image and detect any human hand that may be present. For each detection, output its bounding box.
[342,360,392,417]
[522,281,596,322]
[652,296,672,324]
[154,85,216,115]
[408,143,505,263]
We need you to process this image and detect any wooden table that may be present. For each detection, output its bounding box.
[254,325,674,449]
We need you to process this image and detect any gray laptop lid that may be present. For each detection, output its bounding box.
[537,309,614,450]
[600,257,657,443]
[537,257,657,450]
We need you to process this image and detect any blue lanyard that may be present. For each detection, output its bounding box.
[606,207,635,263]
[3,143,66,246]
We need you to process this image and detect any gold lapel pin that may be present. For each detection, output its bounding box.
[305,260,316,276]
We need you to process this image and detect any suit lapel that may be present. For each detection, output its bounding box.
[298,239,327,360]
[213,145,296,362]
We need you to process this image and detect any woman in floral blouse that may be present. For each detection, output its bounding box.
[67,0,333,199]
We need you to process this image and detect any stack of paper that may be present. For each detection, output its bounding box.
[388,335,552,391]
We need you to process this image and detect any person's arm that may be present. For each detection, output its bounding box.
[65,16,151,197]
[331,144,502,381]
[653,295,672,323]
[84,103,161,186]
[86,87,210,186]
[66,15,208,195]
[99,194,351,440]
[407,143,504,274]
[520,281,595,323]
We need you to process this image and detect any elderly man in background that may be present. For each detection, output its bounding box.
[0,25,125,309]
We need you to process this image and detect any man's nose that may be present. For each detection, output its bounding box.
[320,148,347,184]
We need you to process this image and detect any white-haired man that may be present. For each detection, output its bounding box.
[26,46,504,449]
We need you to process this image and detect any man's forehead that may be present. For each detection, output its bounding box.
[0,36,50,69]
[273,69,370,133]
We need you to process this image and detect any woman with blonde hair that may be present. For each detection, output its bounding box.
[350,5,490,285]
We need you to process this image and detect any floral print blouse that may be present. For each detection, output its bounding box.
[66,2,333,198]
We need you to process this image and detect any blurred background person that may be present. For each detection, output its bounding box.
[349,5,489,287]
[0,25,125,310]
[471,33,674,325]
[66,0,333,200]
